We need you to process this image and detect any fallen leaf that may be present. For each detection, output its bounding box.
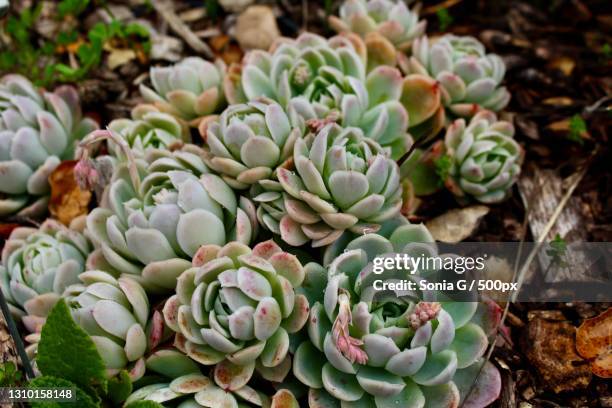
[593,352,612,378]
[209,34,244,65]
[576,308,612,378]
[221,43,244,65]
[524,313,592,393]
[426,205,490,243]
[210,34,231,52]
[547,118,571,132]
[49,161,92,226]
[106,48,137,70]
[542,96,574,106]
[548,56,575,76]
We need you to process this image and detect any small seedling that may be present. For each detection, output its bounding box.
[568,114,587,145]
[436,8,454,31]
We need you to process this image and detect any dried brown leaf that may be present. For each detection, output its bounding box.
[0,224,20,241]
[209,35,243,65]
[48,160,92,226]
[524,315,592,393]
[576,308,612,378]
[106,48,137,70]
[548,56,576,76]
[542,96,574,106]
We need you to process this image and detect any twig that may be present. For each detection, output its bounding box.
[511,152,594,301]
[0,291,35,380]
[151,0,214,59]
[462,152,593,406]
[421,0,464,15]
[397,134,427,167]
[302,0,308,31]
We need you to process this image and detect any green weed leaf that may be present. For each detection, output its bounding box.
[36,300,107,395]
[29,376,98,408]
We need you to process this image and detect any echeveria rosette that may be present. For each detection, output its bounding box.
[293,218,499,407]
[162,240,310,387]
[202,100,305,190]
[224,30,419,158]
[108,105,190,160]
[438,111,523,204]
[125,350,300,408]
[63,270,154,381]
[0,74,98,216]
[289,65,413,159]
[329,0,426,52]
[404,35,510,118]
[223,32,366,108]
[139,57,227,126]
[86,145,258,293]
[0,218,93,331]
[254,124,402,248]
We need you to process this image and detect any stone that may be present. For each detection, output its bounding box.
[235,5,280,51]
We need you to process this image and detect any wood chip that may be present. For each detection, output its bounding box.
[523,314,592,393]
[426,205,490,243]
[517,162,595,283]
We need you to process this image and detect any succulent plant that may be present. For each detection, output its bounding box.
[125,349,300,407]
[253,123,402,247]
[139,57,226,126]
[329,0,426,52]
[162,240,309,386]
[125,349,300,408]
[0,217,92,331]
[63,270,153,381]
[292,218,500,407]
[224,32,366,107]
[108,105,190,160]
[201,100,305,190]
[403,35,511,117]
[223,32,431,157]
[0,74,98,217]
[435,111,523,203]
[83,135,258,293]
[288,64,413,159]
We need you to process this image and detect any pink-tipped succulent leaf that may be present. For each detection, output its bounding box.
[0,218,95,330]
[439,111,522,203]
[405,35,511,117]
[162,240,309,386]
[329,0,427,52]
[253,123,402,248]
[0,74,98,217]
[139,57,226,126]
[202,100,305,190]
[293,218,499,407]
[85,144,258,293]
